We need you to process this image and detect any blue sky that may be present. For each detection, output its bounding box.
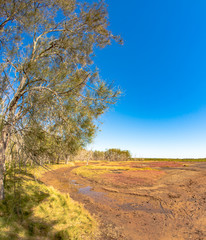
[88,0,206,158]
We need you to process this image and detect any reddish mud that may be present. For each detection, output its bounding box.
[41,162,206,240]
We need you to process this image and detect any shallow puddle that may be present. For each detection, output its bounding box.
[70,180,107,201]
[70,179,80,186]
[70,179,108,202]
[77,185,117,205]
[78,186,105,198]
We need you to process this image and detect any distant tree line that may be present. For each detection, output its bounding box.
[92,148,131,161]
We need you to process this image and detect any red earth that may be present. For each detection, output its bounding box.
[41,161,206,240]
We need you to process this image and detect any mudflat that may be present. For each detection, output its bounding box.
[41,161,206,240]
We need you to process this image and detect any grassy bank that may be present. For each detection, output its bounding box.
[0,164,98,240]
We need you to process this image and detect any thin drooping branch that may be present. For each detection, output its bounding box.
[0,17,13,30]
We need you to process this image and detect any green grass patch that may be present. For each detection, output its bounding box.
[0,165,98,240]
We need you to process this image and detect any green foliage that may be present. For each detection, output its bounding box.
[92,149,131,161]
[105,148,131,161]
[0,0,121,169]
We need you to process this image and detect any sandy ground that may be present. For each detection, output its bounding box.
[41,162,206,240]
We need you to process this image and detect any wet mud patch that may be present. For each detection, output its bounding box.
[119,202,173,215]
[78,186,106,201]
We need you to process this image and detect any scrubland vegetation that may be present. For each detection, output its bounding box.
[0,1,206,239]
[1,157,205,239]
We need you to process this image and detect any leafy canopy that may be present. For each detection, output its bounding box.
[0,0,121,161]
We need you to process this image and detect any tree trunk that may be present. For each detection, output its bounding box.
[65,155,70,164]
[0,125,9,200]
[0,139,6,200]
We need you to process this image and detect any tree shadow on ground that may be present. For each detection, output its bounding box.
[0,171,69,240]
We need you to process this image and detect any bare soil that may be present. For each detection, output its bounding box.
[41,162,206,240]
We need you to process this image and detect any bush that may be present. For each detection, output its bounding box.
[105,149,131,161]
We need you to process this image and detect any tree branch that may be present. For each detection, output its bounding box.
[0,18,13,30]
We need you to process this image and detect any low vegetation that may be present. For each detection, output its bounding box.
[73,164,134,179]
[72,161,164,187]
[0,164,98,240]
[133,158,206,162]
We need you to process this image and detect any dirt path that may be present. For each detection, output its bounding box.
[41,163,206,240]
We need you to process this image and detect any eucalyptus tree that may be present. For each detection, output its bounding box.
[0,0,121,199]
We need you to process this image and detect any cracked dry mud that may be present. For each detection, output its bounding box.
[41,162,206,240]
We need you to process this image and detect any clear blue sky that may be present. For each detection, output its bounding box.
[88,0,206,158]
